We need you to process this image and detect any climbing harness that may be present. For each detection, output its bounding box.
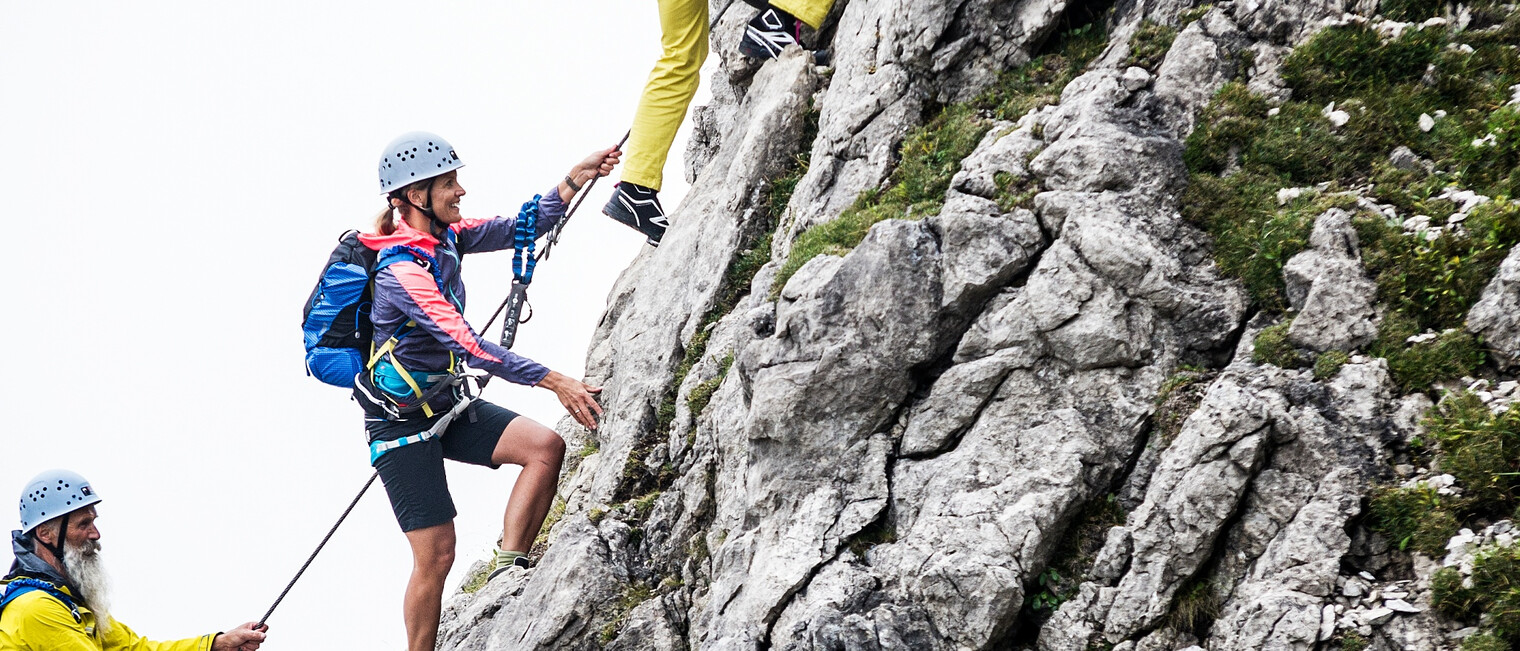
[367,374,483,464]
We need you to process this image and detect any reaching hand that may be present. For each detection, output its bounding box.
[211,622,267,651]
[538,371,604,430]
[570,146,622,188]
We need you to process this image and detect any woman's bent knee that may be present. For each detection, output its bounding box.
[495,420,567,467]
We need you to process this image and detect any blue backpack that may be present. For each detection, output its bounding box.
[302,231,440,388]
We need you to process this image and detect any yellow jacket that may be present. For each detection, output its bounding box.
[0,587,214,651]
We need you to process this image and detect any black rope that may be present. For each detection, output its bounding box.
[258,471,378,627]
[536,131,631,263]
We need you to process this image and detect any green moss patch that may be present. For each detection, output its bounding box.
[1335,631,1370,651]
[1253,321,1306,368]
[686,353,734,419]
[599,582,655,643]
[772,103,990,295]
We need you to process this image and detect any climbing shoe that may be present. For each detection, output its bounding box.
[739,7,802,60]
[603,181,668,247]
[487,552,530,582]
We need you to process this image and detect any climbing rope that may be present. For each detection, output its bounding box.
[487,131,629,348]
[536,131,629,263]
[257,472,377,627]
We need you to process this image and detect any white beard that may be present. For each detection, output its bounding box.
[63,539,113,635]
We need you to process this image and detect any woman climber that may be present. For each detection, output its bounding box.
[602,0,837,246]
[356,131,618,651]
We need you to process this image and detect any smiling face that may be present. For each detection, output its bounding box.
[404,170,465,225]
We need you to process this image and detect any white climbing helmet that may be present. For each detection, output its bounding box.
[378,131,464,194]
[18,469,101,535]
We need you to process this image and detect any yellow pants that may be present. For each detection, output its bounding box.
[772,0,835,29]
[623,0,709,191]
[624,0,836,191]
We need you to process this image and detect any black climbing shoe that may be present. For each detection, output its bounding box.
[487,554,530,582]
[740,7,801,60]
[603,181,668,247]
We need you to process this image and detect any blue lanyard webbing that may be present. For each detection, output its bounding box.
[512,196,540,286]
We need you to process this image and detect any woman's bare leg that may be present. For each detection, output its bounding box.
[402,521,455,651]
[492,417,567,553]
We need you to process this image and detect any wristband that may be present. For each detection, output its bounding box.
[564,175,582,192]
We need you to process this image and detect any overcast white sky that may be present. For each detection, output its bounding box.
[1,2,706,648]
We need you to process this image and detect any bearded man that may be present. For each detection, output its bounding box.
[0,470,268,651]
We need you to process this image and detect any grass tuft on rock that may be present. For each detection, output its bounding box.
[1370,389,1520,562]
[1179,5,1212,24]
[1368,483,1459,556]
[1425,392,1520,508]
[1154,367,1215,447]
[1186,14,1518,398]
[1430,543,1520,646]
[1336,631,1369,651]
[1252,321,1306,368]
[1367,313,1485,392]
[772,19,1110,295]
[1165,576,1222,636]
[1462,633,1511,651]
[687,354,734,419]
[1313,350,1349,380]
[1124,20,1177,71]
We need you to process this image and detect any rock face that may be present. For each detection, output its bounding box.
[1468,246,1520,369]
[1282,208,1379,352]
[435,0,1501,649]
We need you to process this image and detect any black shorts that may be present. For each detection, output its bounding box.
[365,400,521,532]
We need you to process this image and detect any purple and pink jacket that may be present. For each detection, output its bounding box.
[358,188,565,388]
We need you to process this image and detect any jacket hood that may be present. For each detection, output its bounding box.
[359,219,442,254]
[6,529,71,589]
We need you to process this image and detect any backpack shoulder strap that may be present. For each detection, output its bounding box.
[0,578,81,623]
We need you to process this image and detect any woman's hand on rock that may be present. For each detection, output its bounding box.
[539,370,604,430]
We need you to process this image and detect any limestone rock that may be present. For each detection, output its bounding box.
[1282,208,1379,352]
[434,1,1480,649]
[1468,245,1520,369]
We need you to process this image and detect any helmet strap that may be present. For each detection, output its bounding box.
[402,178,446,238]
[35,512,69,570]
